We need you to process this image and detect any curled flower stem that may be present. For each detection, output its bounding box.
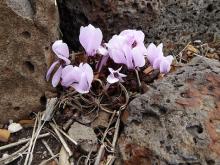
[135,69,141,88]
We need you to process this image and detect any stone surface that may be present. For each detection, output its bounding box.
[0,0,59,124]
[57,0,220,52]
[118,57,220,164]
[91,111,110,128]
[68,122,98,152]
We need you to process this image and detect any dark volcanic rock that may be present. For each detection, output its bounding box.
[118,57,220,164]
[57,0,220,52]
[0,0,59,124]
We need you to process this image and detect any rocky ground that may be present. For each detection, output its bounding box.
[0,0,220,165]
[117,57,220,164]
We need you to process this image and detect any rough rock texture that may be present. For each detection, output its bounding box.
[118,57,220,165]
[68,122,98,152]
[0,0,59,124]
[57,0,220,51]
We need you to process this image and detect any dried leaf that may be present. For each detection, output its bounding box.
[143,66,153,75]
[0,129,10,142]
[186,45,199,54]
[94,73,100,79]
[121,110,129,124]
[19,120,34,128]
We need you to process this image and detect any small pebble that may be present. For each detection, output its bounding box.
[2,153,9,159]
[8,123,23,133]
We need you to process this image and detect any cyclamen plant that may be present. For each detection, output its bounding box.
[46,24,173,93]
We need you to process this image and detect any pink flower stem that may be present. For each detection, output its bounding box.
[96,55,109,72]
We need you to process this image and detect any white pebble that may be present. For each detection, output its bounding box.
[8,123,23,133]
[2,153,9,159]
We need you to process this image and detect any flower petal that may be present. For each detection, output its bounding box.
[116,66,122,72]
[52,40,69,58]
[131,47,145,68]
[120,29,145,45]
[119,30,135,46]
[46,61,59,81]
[107,74,119,84]
[56,54,71,65]
[80,63,94,88]
[157,43,163,52]
[107,35,127,64]
[135,30,145,43]
[138,43,148,55]
[146,43,164,66]
[108,68,114,74]
[165,55,173,64]
[146,43,157,63]
[153,57,163,69]
[119,73,127,77]
[72,73,90,93]
[52,66,62,87]
[109,48,126,64]
[123,44,133,69]
[97,46,108,56]
[79,24,103,56]
[61,65,81,87]
[160,60,171,73]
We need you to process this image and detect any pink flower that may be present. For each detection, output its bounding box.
[146,43,173,73]
[153,55,173,73]
[61,63,94,94]
[119,29,144,47]
[120,29,147,55]
[146,43,163,65]
[106,35,127,64]
[79,24,103,56]
[107,67,127,84]
[46,40,70,87]
[106,34,146,69]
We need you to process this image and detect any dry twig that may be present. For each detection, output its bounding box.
[42,139,59,164]
[0,133,50,151]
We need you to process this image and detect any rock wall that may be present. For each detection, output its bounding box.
[117,57,220,164]
[57,0,220,52]
[0,0,59,124]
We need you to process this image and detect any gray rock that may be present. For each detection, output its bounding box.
[0,0,59,123]
[68,122,98,152]
[57,0,220,52]
[118,57,220,164]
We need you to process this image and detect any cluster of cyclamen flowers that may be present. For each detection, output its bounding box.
[46,24,173,93]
